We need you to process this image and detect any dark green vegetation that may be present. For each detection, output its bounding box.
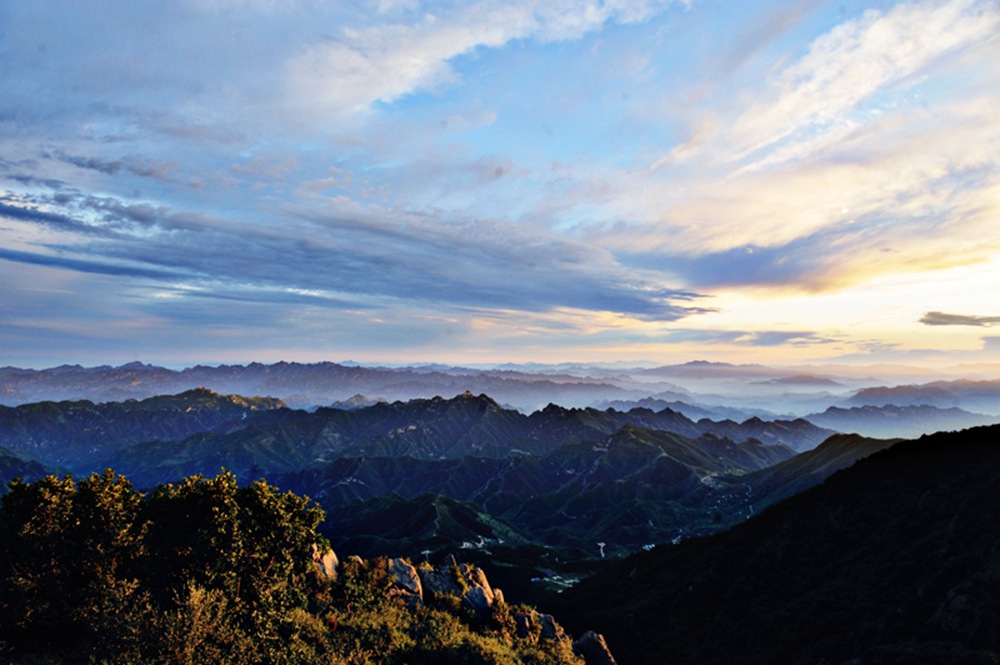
[549,424,1000,665]
[0,445,60,489]
[281,423,796,555]
[0,470,585,665]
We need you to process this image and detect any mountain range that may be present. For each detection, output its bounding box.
[0,389,834,478]
[3,363,998,663]
[804,403,997,439]
[847,378,1000,414]
[4,361,999,426]
[0,387,898,605]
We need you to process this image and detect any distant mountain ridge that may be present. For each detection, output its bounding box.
[0,361,631,411]
[5,360,995,419]
[806,403,999,438]
[847,378,1000,414]
[0,387,288,468]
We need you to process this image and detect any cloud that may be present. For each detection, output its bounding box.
[743,330,835,347]
[52,150,181,183]
[630,327,842,347]
[613,84,1000,292]
[0,200,99,236]
[920,311,1000,327]
[1,0,997,367]
[53,152,125,176]
[657,0,999,171]
[3,188,709,323]
[3,174,69,190]
[0,246,184,280]
[285,0,676,119]
[661,328,836,347]
[727,0,1000,165]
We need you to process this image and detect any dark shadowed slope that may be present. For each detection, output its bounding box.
[0,447,62,495]
[550,424,1000,665]
[739,432,900,510]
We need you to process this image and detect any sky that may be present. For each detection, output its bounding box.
[1,0,999,370]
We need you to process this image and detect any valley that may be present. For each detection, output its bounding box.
[2,361,999,663]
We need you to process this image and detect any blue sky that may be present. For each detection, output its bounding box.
[1,0,999,369]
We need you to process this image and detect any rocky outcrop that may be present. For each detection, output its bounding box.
[361,552,616,665]
[311,543,339,579]
[573,631,617,665]
[513,608,567,642]
[416,554,499,616]
[511,609,618,665]
[388,557,424,609]
[388,558,423,597]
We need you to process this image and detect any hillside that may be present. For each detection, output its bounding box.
[0,390,848,595]
[737,432,900,511]
[93,392,830,487]
[0,446,60,494]
[0,470,602,665]
[550,424,1000,665]
[0,388,289,469]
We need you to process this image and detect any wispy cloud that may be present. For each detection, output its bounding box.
[0,247,182,280]
[669,0,1000,167]
[2,188,709,322]
[614,1,1000,293]
[285,0,677,120]
[714,0,822,76]
[1,0,997,367]
[659,328,837,347]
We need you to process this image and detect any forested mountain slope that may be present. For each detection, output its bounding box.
[550,424,1000,665]
[0,470,597,665]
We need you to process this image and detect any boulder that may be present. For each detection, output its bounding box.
[573,631,617,665]
[416,557,501,616]
[418,562,463,598]
[388,558,424,605]
[512,609,567,642]
[311,543,339,579]
[538,612,566,641]
[461,585,494,614]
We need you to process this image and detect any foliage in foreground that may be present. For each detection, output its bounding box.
[0,470,582,665]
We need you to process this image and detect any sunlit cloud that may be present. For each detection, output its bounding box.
[610,38,1000,290]
[665,0,1000,167]
[0,0,997,367]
